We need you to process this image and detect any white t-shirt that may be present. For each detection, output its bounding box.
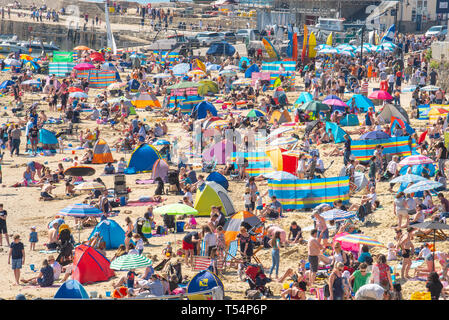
[387,161,398,175]
[204,232,217,247]
[51,261,62,280]
[244,193,251,205]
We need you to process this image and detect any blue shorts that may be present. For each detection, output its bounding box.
[317,229,329,240]
[11,258,22,270]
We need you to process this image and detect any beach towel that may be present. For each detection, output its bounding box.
[396,260,424,270]
[135,179,154,184]
[39,250,58,254]
[125,200,161,207]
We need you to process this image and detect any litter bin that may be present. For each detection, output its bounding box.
[176,221,185,233]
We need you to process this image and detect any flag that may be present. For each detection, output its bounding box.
[196,59,206,73]
[326,32,333,46]
[301,25,308,63]
[381,24,395,43]
[292,32,298,62]
[308,32,317,58]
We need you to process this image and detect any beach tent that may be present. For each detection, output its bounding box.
[295,92,313,106]
[206,172,229,190]
[151,159,169,182]
[201,139,236,165]
[125,144,162,174]
[244,64,260,78]
[325,122,348,144]
[340,114,360,126]
[71,244,115,284]
[187,270,224,294]
[88,219,125,250]
[0,80,14,89]
[38,128,58,152]
[269,109,292,124]
[378,104,409,124]
[194,181,235,216]
[131,92,161,109]
[54,279,89,299]
[206,41,236,56]
[239,57,251,71]
[273,87,288,105]
[223,210,263,246]
[389,116,415,135]
[347,94,374,112]
[91,139,114,164]
[191,101,218,120]
[265,147,297,174]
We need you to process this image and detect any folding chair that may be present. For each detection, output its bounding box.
[191,255,225,272]
[199,240,207,256]
[224,240,244,271]
[251,246,263,265]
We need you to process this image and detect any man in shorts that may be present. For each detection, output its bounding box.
[182,231,201,266]
[8,234,25,285]
[308,229,322,286]
[0,204,9,247]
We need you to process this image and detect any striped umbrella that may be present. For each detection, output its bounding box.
[59,204,103,218]
[341,50,355,57]
[153,203,198,216]
[320,209,355,221]
[404,180,442,194]
[399,155,434,167]
[336,233,385,247]
[209,119,229,129]
[74,181,106,191]
[110,254,153,271]
[223,210,262,246]
[188,69,206,78]
[389,174,428,184]
[268,136,298,147]
[421,85,440,92]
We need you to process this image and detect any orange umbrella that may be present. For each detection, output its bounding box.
[68,87,84,93]
[74,46,90,51]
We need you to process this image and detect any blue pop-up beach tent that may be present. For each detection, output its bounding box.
[88,219,125,250]
[191,101,218,120]
[206,171,229,190]
[54,280,89,299]
[125,143,162,174]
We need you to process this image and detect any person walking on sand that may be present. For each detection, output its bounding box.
[0,203,9,247]
[308,229,322,286]
[396,228,415,280]
[8,234,25,285]
[268,231,281,280]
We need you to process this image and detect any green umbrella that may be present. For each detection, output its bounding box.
[167,81,201,90]
[198,80,218,96]
[153,203,199,216]
[299,100,331,113]
[110,254,153,271]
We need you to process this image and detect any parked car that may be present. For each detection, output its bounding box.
[425,25,447,39]
[185,35,201,48]
[218,31,236,43]
[235,29,261,42]
[195,32,224,46]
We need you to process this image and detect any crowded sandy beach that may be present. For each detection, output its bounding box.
[0,0,449,302]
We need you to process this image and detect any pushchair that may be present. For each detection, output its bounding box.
[56,227,74,266]
[243,263,273,298]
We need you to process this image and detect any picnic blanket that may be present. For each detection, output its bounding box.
[135,179,154,184]
[125,200,162,207]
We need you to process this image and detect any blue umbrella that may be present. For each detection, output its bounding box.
[261,171,297,180]
[59,204,103,218]
[390,174,428,184]
[324,94,341,101]
[320,209,355,221]
[153,139,171,146]
[48,218,65,229]
[0,80,14,89]
[404,180,442,194]
[172,63,190,76]
[359,130,391,140]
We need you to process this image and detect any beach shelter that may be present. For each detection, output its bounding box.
[125,144,162,174]
[340,114,360,126]
[39,128,58,152]
[244,64,260,78]
[198,80,219,96]
[347,94,374,112]
[0,80,14,89]
[223,211,263,246]
[273,87,288,105]
[191,101,218,120]
[269,109,292,124]
[71,244,115,284]
[131,92,161,109]
[88,219,125,250]
[389,116,415,135]
[266,147,297,174]
[151,159,169,182]
[202,139,236,165]
[295,92,313,106]
[378,104,409,124]
[325,122,348,144]
[54,280,89,299]
[206,172,229,190]
[187,270,224,294]
[91,139,114,164]
[194,181,235,216]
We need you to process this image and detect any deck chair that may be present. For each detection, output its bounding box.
[251,246,263,265]
[415,229,448,242]
[191,255,225,272]
[224,240,244,271]
[199,240,207,256]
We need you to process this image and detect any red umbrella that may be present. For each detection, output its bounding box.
[68,87,84,93]
[73,63,95,71]
[90,52,105,62]
[368,90,393,100]
[418,130,428,144]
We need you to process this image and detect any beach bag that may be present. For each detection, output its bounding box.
[142,220,152,237]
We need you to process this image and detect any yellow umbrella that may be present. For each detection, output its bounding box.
[20,54,33,61]
[188,69,206,78]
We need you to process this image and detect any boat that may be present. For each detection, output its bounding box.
[0,39,59,54]
[308,18,363,43]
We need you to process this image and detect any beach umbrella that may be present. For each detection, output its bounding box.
[69,92,88,99]
[21,79,40,86]
[68,86,84,93]
[399,155,434,167]
[153,203,198,216]
[224,65,240,71]
[73,63,95,71]
[381,41,397,48]
[359,130,391,140]
[209,119,229,129]
[299,100,330,113]
[336,233,385,247]
[218,69,237,77]
[316,44,332,50]
[243,109,266,118]
[260,171,297,180]
[323,95,341,101]
[90,52,105,62]
[74,181,106,191]
[74,46,90,51]
[110,254,153,271]
[323,99,348,108]
[341,50,355,57]
[232,78,252,87]
[198,80,219,96]
[172,63,190,76]
[368,90,393,100]
[4,58,21,66]
[20,54,33,61]
[206,64,221,71]
[268,136,298,147]
[403,180,442,194]
[318,48,339,55]
[421,85,440,92]
[336,44,356,51]
[153,139,171,146]
[59,204,103,218]
[407,221,449,271]
[152,73,171,79]
[402,85,417,93]
[390,174,429,184]
[188,69,206,78]
[267,126,294,140]
[320,209,355,221]
[107,82,127,91]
